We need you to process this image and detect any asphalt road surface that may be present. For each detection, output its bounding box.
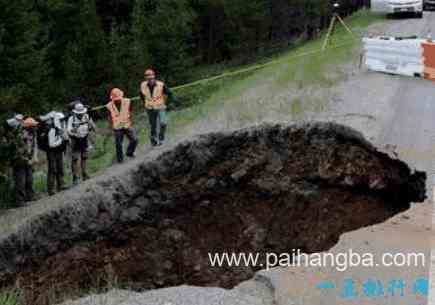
[330,12,435,181]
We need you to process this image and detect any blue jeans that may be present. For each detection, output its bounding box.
[114,128,138,162]
[147,110,168,145]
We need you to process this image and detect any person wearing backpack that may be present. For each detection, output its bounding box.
[67,103,96,184]
[41,112,68,196]
[6,116,39,204]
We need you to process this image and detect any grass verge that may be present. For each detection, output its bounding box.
[0,289,22,305]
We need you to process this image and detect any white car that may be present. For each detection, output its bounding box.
[371,0,423,17]
[425,0,435,10]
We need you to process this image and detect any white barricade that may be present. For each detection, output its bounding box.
[363,36,426,77]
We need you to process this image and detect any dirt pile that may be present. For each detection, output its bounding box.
[0,122,426,305]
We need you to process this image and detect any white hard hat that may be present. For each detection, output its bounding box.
[73,103,87,114]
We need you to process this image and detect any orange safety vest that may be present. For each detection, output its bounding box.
[106,98,132,130]
[142,81,166,110]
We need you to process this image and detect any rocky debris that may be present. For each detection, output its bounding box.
[0,122,426,305]
[60,271,276,305]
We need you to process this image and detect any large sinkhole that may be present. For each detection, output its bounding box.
[0,122,426,305]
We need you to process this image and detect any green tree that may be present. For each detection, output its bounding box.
[109,21,133,92]
[63,0,110,105]
[144,0,194,83]
[0,0,47,118]
[222,0,269,57]
[108,0,152,97]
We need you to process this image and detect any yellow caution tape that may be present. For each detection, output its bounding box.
[91,38,357,112]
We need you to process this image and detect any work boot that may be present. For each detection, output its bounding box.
[58,185,69,192]
[150,138,158,147]
[57,179,68,192]
[73,176,80,185]
[159,124,167,140]
[25,193,40,202]
[158,130,166,146]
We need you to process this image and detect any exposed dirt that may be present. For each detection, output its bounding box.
[0,123,426,305]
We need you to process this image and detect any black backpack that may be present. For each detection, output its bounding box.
[37,122,50,152]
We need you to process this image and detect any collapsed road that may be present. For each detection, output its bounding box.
[0,11,434,305]
[0,122,426,305]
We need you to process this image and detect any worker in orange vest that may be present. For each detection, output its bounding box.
[140,69,176,146]
[106,88,138,163]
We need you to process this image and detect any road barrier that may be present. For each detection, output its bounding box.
[422,41,435,81]
[363,36,435,82]
[363,36,425,77]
